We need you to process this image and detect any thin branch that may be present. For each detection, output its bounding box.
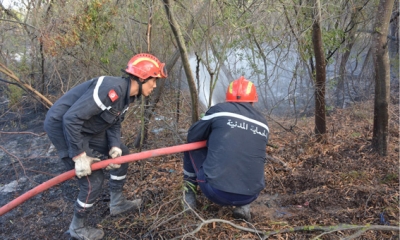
[168,192,265,239]
[0,131,46,137]
[342,229,369,240]
[0,63,53,108]
[262,224,399,240]
[0,78,20,85]
[173,217,264,240]
[128,17,148,25]
[0,18,37,30]
[266,154,290,171]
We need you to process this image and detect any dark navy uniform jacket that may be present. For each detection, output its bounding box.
[44,76,135,158]
[187,102,269,196]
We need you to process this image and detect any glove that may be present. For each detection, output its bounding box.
[106,147,122,170]
[109,147,122,158]
[72,152,101,178]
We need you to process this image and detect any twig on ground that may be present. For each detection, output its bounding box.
[147,197,183,231]
[0,145,37,185]
[171,194,264,239]
[0,131,46,137]
[173,217,265,240]
[263,224,399,240]
[266,154,290,171]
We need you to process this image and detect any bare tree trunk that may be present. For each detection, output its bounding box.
[336,47,351,108]
[372,0,395,156]
[40,1,54,95]
[133,1,208,147]
[312,0,327,142]
[137,0,154,151]
[247,26,277,109]
[388,1,399,59]
[355,47,373,96]
[163,0,199,124]
[176,66,183,125]
[335,4,364,108]
[389,1,399,89]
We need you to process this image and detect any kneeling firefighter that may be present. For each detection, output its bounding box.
[182,76,270,221]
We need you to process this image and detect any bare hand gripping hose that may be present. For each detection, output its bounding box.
[0,141,207,216]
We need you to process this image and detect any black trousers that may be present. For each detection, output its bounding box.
[61,132,130,217]
[183,148,257,207]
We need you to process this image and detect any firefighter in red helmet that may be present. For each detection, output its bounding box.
[44,53,167,239]
[182,76,269,221]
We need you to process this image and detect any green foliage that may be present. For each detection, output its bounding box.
[328,77,338,90]
[42,0,121,65]
[325,104,334,112]
[380,173,399,184]
[279,0,349,65]
[16,54,30,76]
[183,180,197,195]
[6,85,24,110]
[340,170,367,182]
[74,0,117,46]
[202,204,209,211]
[351,132,361,138]
[390,54,399,78]
[323,29,345,52]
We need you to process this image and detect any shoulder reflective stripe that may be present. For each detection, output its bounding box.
[110,174,126,180]
[77,199,94,208]
[201,112,269,133]
[93,76,111,111]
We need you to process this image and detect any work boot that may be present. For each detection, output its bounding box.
[232,204,251,221]
[183,186,197,210]
[110,190,142,216]
[69,214,104,240]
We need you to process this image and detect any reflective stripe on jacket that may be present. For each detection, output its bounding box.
[44,76,134,158]
[187,102,269,196]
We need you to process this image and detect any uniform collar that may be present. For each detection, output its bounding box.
[125,77,136,104]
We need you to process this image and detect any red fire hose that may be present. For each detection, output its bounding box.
[0,140,207,216]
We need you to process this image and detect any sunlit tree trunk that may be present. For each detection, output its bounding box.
[372,0,395,156]
[312,0,327,142]
[163,0,199,124]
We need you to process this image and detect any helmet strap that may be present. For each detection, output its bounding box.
[135,78,143,97]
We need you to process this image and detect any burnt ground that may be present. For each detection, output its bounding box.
[0,92,399,239]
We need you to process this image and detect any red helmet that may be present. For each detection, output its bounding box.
[226,76,258,102]
[125,53,167,80]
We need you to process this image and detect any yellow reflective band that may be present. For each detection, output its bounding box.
[228,82,234,93]
[246,82,253,94]
[132,57,159,67]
